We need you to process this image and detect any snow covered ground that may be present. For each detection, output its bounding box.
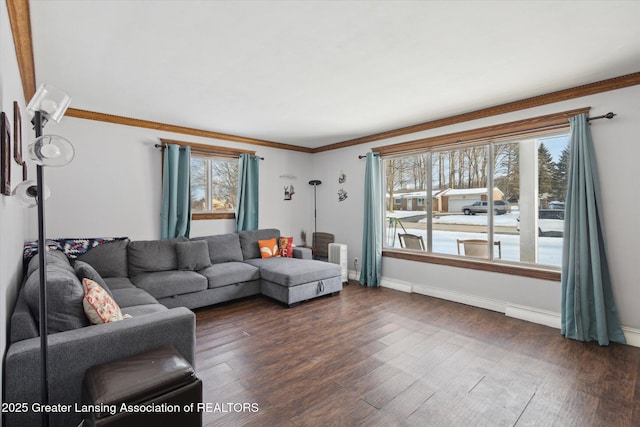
[387,208,562,267]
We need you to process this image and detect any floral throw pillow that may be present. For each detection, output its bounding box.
[82,278,125,324]
[279,236,293,258]
[258,238,280,259]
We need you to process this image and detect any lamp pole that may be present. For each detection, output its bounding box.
[308,180,321,237]
[34,110,50,427]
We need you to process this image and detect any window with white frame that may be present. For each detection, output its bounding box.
[190,155,239,214]
[384,132,569,269]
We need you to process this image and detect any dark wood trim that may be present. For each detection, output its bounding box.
[6,0,36,103]
[65,108,314,153]
[312,71,640,153]
[159,138,255,156]
[373,107,589,156]
[383,249,561,281]
[192,212,235,220]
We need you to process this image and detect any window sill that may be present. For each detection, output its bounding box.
[192,212,235,220]
[382,249,561,281]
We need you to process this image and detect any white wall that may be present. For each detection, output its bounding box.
[314,85,640,331]
[39,118,315,244]
[0,1,30,415]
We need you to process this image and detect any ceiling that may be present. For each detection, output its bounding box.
[29,1,640,149]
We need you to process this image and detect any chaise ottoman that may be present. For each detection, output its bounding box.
[245,257,342,307]
[82,345,202,427]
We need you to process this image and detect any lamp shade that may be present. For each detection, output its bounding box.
[12,180,50,208]
[28,135,75,167]
[26,83,71,123]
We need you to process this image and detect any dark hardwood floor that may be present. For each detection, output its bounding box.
[193,282,640,426]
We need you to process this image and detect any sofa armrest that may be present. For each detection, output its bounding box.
[293,247,313,260]
[3,307,195,427]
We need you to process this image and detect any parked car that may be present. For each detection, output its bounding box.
[516,209,565,236]
[461,200,510,215]
[548,201,565,210]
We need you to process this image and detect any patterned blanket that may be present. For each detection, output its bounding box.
[23,237,129,264]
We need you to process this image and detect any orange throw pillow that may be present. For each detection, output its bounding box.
[258,238,280,259]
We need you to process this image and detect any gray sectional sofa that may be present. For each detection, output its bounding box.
[3,228,341,427]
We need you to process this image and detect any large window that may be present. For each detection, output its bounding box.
[191,155,239,215]
[384,132,569,270]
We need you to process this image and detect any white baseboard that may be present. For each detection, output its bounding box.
[621,327,640,347]
[380,277,413,293]
[380,277,640,348]
[504,304,561,329]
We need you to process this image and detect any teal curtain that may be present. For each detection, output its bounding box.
[161,144,191,239]
[561,114,625,345]
[236,153,259,232]
[360,152,382,287]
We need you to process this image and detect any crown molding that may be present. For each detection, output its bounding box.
[65,108,313,153]
[373,107,590,156]
[312,71,640,153]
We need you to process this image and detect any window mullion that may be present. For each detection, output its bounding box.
[487,143,495,261]
[206,159,213,212]
[426,152,433,253]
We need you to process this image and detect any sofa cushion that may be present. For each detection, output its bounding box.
[104,277,136,290]
[9,288,39,343]
[245,257,341,287]
[26,249,73,278]
[198,262,261,289]
[74,260,113,297]
[76,239,130,278]
[130,270,208,299]
[238,229,280,260]
[111,287,159,308]
[121,304,168,317]
[24,262,90,333]
[191,233,244,264]
[82,278,125,324]
[128,237,188,276]
[176,240,212,271]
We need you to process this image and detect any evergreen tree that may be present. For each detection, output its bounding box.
[538,143,555,199]
[552,146,570,201]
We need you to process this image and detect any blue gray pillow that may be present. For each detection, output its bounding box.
[74,260,113,297]
[176,240,212,271]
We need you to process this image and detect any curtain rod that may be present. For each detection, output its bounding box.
[154,144,264,160]
[358,112,616,158]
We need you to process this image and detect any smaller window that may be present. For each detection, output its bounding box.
[160,138,254,221]
[191,155,238,215]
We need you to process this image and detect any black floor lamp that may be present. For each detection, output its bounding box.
[13,83,73,427]
[308,179,321,237]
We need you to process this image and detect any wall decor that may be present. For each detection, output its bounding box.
[13,101,22,165]
[1,112,11,196]
[284,184,295,200]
